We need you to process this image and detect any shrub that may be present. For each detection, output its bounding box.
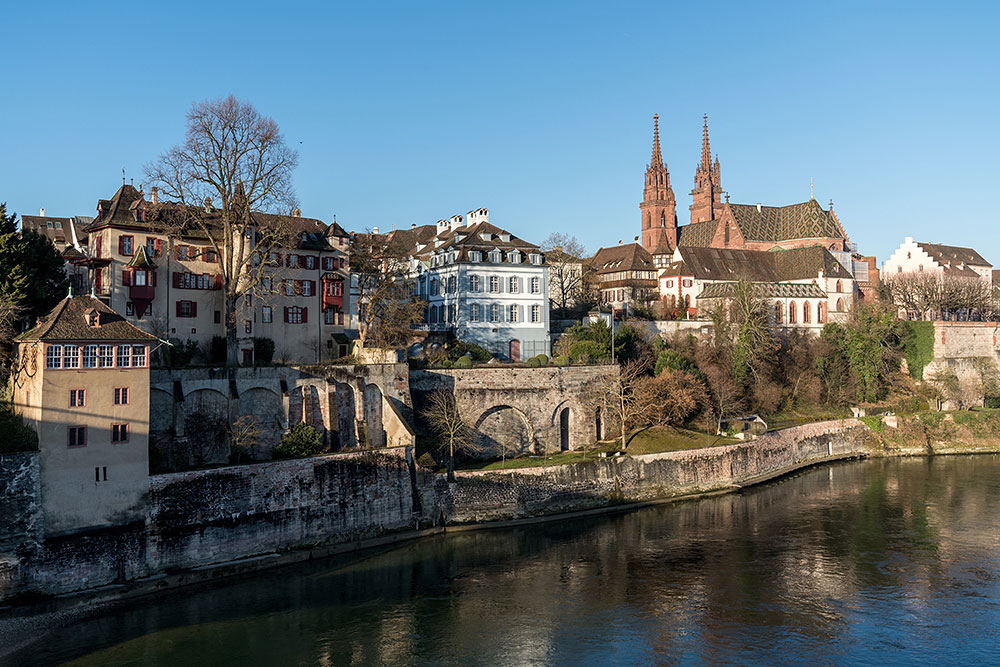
[526,357,541,367]
[253,337,276,365]
[209,336,227,364]
[569,340,608,364]
[274,423,323,458]
[555,355,570,366]
[453,355,473,369]
[416,451,437,469]
[166,339,201,368]
[534,354,549,365]
[448,341,492,363]
[0,406,38,453]
[901,321,934,380]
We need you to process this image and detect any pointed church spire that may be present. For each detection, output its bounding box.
[650,114,663,167]
[700,114,711,169]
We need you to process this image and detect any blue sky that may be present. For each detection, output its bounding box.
[4,1,998,266]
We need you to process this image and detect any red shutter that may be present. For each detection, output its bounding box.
[176,301,182,317]
[173,272,181,288]
[283,307,289,323]
[302,307,308,323]
[151,270,158,287]
[118,236,125,255]
[122,270,132,286]
[154,239,163,256]
[309,280,316,295]
[191,301,197,317]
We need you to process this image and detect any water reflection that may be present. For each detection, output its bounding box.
[9,456,1000,666]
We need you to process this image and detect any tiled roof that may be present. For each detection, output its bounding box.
[697,282,827,300]
[17,296,157,342]
[916,242,991,275]
[661,246,852,282]
[727,199,845,242]
[590,243,655,274]
[676,220,718,247]
[404,221,542,264]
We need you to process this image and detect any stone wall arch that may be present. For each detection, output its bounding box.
[183,388,230,467]
[475,405,535,456]
[334,381,357,450]
[238,387,283,458]
[363,383,385,448]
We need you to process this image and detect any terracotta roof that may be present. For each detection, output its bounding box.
[697,282,827,300]
[727,199,846,243]
[915,242,991,276]
[675,220,718,247]
[17,296,157,342]
[661,246,852,282]
[590,243,655,274]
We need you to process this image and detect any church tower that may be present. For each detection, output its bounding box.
[689,115,723,224]
[639,114,677,252]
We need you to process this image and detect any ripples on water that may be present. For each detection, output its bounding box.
[7,456,1000,666]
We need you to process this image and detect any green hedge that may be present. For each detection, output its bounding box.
[901,321,934,380]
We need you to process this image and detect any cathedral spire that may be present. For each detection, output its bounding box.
[690,114,723,224]
[650,114,663,167]
[700,114,711,170]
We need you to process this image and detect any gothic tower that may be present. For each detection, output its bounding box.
[689,114,723,224]
[640,114,677,252]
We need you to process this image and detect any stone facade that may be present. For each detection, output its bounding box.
[923,321,1000,409]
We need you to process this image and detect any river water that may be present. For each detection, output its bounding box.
[7,456,1000,666]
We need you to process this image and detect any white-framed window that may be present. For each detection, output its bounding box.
[490,304,500,322]
[470,251,482,262]
[530,277,540,294]
[98,345,114,368]
[509,277,519,293]
[63,344,79,369]
[116,345,131,367]
[489,251,501,263]
[530,253,542,265]
[489,276,500,293]
[471,304,481,322]
[324,308,335,325]
[665,279,673,288]
[262,306,272,323]
[469,275,480,291]
[682,279,692,287]
[131,345,147,367]
[448,304,456,323]
[83,345,99,368]
[305,256,316,269]
[303,281,314,297]
[447,276,456,293]
[509,304,519,322]
[531,305,540,322]
[46,344,62,369]
[509,251,522,264]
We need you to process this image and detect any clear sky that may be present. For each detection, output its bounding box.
[4,1,998,266]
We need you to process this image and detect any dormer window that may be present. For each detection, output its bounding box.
[509,251,522,264]
[489,250,502,263]
[85,310,100,327]
[480,233,492,241]
[499,233,511,242]
[530,253,542,265]
[469,251,482,262]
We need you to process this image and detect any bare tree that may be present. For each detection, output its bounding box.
[351,233,424,350]
[583,360,656,450]
[228,416,259,464]
[422,389,477,481]
[540,233,589,315]
[884,272,993,321]
[145,95,299,365]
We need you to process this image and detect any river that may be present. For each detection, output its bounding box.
[6,456,1000,666]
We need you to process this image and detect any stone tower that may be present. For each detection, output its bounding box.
[639,114,677,252]
[689,114,723,224]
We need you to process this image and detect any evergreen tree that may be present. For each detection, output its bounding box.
[0,202,69,325]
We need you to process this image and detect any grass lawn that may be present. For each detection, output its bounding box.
[763,407,852,432]
[625,426,738,455]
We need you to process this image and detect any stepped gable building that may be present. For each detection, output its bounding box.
[13,295,155,534]
[70,183,352,364]
[658,245,855,328]
[883,237,992,282]
[387,208,550,361]
[590,241,658,312]
[638,116,851,264]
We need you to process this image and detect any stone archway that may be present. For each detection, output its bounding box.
[559,407,571,451]
[363,383,385,448]
[475,405,534,457]
[334,381,357,450]
[239,387,283,458]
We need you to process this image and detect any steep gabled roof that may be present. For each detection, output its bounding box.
[590,243,655,274]
[661,246,852,282]
[727,199,845,243]
[17,296,157,343]
[675,219,718,247]
[771,246,853,280]
[915,242,991,273]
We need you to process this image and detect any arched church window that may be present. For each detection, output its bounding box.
[660,211,666,227]
[837,298,845,312]
[789,301,797,324]
[774,301,783,324]
[803,302,811,323]
[836,280,843,293]
[818,302,826,324]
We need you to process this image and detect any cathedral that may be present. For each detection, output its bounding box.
[639,115,851,267]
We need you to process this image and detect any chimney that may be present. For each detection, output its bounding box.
[292,207,301,217]
[39,207,45,217]
[411,223,416,229]
[618,239,623,245]
[449,214,464,231]
[151,187,158,204]
[372,226,379,234]
[634,236,639,243]
[756,203,762,212]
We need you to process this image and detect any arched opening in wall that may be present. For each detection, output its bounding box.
[803,301,811,323]
[836,279,843,293]
[238,387,282,459]
[789,301,798,324]
[559,407,571,451]
[302,385,325,435]
[817,302,826,324]
[509,339,521,362]
[595,408,603,441]
[363,383,385,448]
[289,386,304,426]
[183,388,230,468]
[774,301,783,324]
[334,382,357,450]
[836,297,845,312]
[476,405,534,458]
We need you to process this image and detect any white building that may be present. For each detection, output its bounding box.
[883,237,992,283]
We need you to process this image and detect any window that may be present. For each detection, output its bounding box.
[530,254,542,265]
[116,345,131,367]
[324,308,336,325]
[322,257,335,271]
[262,306,272,323]
[774,301,783,324]
[490,304,500,322]
[69,389,85,408]
[118,235,133,256]
[682,279,693,288]
[63,344,79,369]
[176,245,190,261]
[509,251,522,264]
[177,300,196,317]
[125,301,135,316]
[447,276,456,293]
[245,320,252,334]
[489,276,500,293]
[131,345,146,367]
[470,251,482,262]
[95,466,107,482]
[305,256,316,270]
[489,251,501,263]
[112,423,129,443]
[98,345,113,368]
[46,344,62,369]
[918,265,923,272]
[836,280,843,293]
[665,280,674,288]
[531,305,540,322]
[471,304,481,322]
[303,280,314,297]
[68,426,86,448]
[530,277,540,294]
[285,306,307,324]
[817,302,826,324]
[83,345,99,368]
[114,387,129,405]
[469,275,480,291]
[509,277,519,293]
[803,301,811,323]
[146,237,160,257]
[789,301,798,324]
[509,304,519,322]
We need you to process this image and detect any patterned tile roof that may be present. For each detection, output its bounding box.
[661,246,852,282]
[17,296,157,342]
[697,281,827,300]
[590,243,655,274]
[727,199,845,242]
[675,220,718,247]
